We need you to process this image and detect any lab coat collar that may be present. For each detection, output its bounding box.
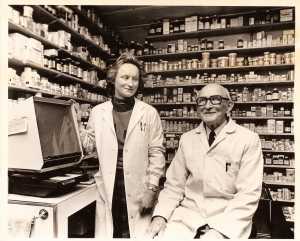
[195,118,237,150]
[195,118,236,134]
[100,98,146,139]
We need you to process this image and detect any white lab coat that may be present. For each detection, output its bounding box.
[153,119,263,239]
[83,98,165,238]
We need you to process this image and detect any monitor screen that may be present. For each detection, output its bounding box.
[34,100,81,159]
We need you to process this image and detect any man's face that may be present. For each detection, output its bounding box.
[197,85,232,129]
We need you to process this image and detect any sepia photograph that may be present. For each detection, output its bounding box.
[1,0,297,239]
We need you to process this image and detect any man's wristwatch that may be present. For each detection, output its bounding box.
[147,185,159,192]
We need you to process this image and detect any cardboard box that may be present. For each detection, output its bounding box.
[276,120,284,134]
[280,9,293,22]
[266,104,273,117]
[267,119,276,134]
[163,19,170,35]
[185,16,198,32]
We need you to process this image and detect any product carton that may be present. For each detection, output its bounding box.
[267,119,276,134]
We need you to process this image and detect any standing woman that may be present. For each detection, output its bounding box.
[80,52,165,238]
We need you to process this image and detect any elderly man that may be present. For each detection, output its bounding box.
[147,83,263,239]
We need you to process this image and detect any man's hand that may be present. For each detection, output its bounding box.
[200,229,226,239]
[146,216,167,238]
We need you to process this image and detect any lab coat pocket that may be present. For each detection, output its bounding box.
[204,158,237,196]
[222,161,239,194]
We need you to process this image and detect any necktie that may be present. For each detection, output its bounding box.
[208,131,216,146]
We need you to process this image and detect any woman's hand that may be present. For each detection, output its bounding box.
[146,216,167,238]
[140,188,158,215]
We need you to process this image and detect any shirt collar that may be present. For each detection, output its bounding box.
[195,118,236,135]
[204,119,227,138]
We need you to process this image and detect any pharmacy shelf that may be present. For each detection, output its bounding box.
[146,64,294,75]
[274,199,294,203]
[144,80,294,89]
[234,100,293,105]
[146,21,295,41]
[164,131,185,135]
[8,85,103,105]
[161,116,200,120]
[260,198,294,203]
[8,22,106,75]
[149,100,293,106]
[8,58,106,92]
[262,150,294,154]
[163,131,293,137]
[32,5,111,58]
[259,133,293,137]
[264,181,294,186]
[161,116,293,120]
[264,165,294,169]
[9,21,59,49]
[151,102,196,106]
[139,45,295,60]
[232,116,293,120]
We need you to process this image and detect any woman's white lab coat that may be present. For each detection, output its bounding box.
[82,98,165,238]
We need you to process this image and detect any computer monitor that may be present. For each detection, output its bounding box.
[8,97,83,174]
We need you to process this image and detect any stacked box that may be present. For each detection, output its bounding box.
[267,119,276,134]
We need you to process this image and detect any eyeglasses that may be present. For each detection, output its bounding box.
[196,95,229,106]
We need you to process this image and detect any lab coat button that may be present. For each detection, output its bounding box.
[124,149,128,153]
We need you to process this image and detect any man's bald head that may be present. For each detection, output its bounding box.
[198,83,232,100]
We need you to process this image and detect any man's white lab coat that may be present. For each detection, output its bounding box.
[153,119,263,239]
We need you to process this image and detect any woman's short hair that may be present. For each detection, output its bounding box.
[106,52,144,97]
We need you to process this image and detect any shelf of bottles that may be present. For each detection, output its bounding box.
[8,5,115,105]
[145,7,294,41]
[8,85,104,105]
[138,7,295,212]
[32,5,112,57]
[68,6,118,41]
[8,21,107,74]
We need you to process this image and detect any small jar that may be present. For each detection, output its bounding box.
[218,56,228,68]
[220,18,226,28]
[249,17,255,25]
[270,53,276,65]
[206,40,213,50]
[237,39,244,48]
[258,56,264,66]
[228,53,237,67]
[236,57,244,66]
[202,52,210,59]
[276,54,282,65]
[191,59,198,69]
[211,59,218,68]
[56,60,62,72]
[77,66,83,78]
[284,53,291,64]
[200,39,207,50]
[218,40,224,49]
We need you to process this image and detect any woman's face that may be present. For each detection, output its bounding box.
[114,63,139,99]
